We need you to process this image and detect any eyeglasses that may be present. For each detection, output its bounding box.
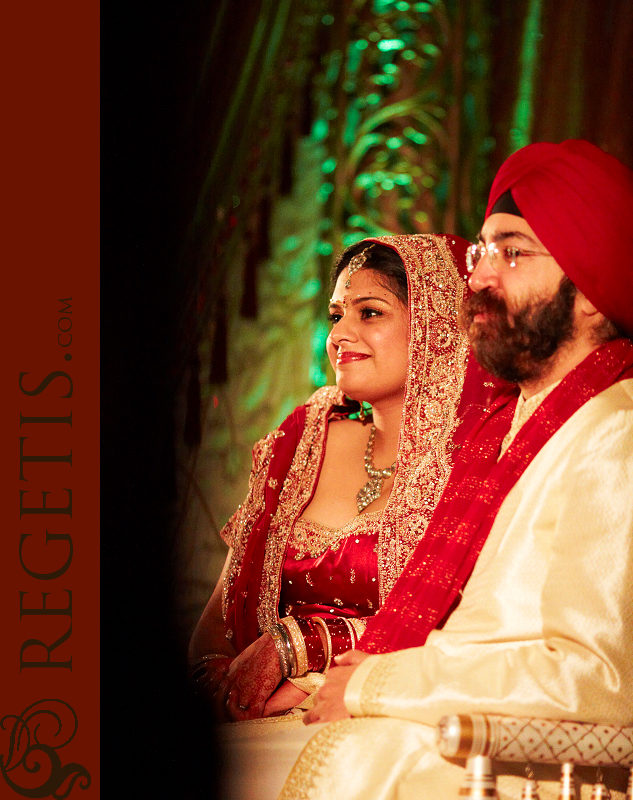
[466,242,554,273]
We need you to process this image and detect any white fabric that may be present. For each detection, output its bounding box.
[499,378,560,457]
[276,378,633,799]
[219,717,325,800]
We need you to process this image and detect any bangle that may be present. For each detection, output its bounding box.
[342,617,357,648]
[190,653,230,667]
[326,618,355,659]
[280,623,297,676]
[280,617,308,677]
[267,623,292,678]
[188,653,231,691]
[348,618,367,643]
[281,617,326,675]
[312,617,333,672]
[296,618,326,672]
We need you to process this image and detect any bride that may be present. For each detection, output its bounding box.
[187,234,496,795]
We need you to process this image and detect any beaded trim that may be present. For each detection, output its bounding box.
[289,513,381,560]
[257,387,341,633]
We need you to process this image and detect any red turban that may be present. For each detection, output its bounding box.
[485,140,633,337]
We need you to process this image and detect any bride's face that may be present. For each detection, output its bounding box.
[327,267,409,407]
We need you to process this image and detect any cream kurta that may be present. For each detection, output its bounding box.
[279,379,633,800]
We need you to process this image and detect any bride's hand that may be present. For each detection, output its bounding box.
[263,682,310,717]
[213,633,282,722]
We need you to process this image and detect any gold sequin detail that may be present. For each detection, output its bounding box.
[278,719,359,800]
[366,235,469,599]
[221,427,287,620]
[358,650,400,717]
[258,386,343,633]
[290,513,382,559]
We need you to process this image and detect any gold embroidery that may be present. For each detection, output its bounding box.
[221,427,290,620]
[290,513,382,560]
[278,718,361,800]
[358,651,400,717]
[368,235,470,599]
[258,386,343,633]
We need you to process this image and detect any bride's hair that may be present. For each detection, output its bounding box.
[330,241,408,306]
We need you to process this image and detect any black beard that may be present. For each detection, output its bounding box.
[459,277,577,384]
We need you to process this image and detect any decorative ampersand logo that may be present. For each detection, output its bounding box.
[0,699,91,798]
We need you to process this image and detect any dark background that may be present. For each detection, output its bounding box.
[102,2,224,796]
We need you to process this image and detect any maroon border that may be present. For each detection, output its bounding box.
[2,2,100,796]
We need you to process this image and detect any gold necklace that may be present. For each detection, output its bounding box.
[356,425,397,513]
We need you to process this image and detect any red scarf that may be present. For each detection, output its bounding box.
[229,404,307,652]
[361,338,633,654]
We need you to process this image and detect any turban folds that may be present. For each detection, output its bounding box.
[486,140,633,337]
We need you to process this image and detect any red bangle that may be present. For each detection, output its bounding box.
[295,617,326,673]
[324,617,355,659]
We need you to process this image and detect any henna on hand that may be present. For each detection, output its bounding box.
[213,633,283,722]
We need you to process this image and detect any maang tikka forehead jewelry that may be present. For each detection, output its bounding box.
[344,245,374,288]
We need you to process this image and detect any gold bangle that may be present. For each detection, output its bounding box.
[188,653,230,678]
[187,653,231,692]
[280,617,308,677]
[348,618,367,643]
[192,653,230,665]
[312,617,333,672]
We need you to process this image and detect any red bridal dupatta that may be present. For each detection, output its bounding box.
[222,235,502,654]
[361,337,633,654]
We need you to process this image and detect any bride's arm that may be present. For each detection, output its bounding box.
[188,549,237,664]
[188,549,287,722]
[187,550,237,708]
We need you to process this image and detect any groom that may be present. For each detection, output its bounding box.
[293,140,633,798]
